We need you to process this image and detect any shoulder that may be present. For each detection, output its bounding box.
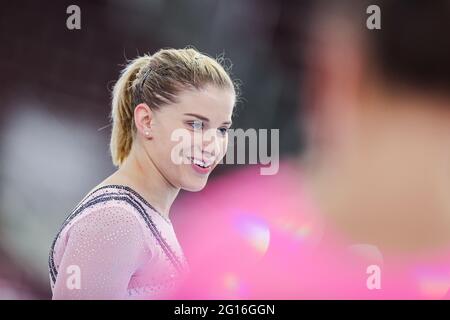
[57,186,164,253]
[65,200,149,246]
[68,185,153,229]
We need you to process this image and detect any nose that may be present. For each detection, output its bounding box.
[202,141,218,160]
[202,132,221,160]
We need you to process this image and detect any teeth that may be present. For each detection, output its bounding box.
[191,158,210,168]
[191,158,211,168]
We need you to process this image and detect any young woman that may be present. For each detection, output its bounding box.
[48,48,237,299]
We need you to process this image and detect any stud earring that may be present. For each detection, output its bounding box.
[145,131,150,136]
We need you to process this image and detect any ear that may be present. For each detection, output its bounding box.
[134,103,154,139]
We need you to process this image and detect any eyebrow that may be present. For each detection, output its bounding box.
[183,113,232,126]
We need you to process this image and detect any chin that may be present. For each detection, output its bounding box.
[181,179,208,192]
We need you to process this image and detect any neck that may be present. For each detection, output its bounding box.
[305,90,450,254]
[115,142,180,219]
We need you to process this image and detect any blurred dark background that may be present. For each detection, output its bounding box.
[0,0,309,298]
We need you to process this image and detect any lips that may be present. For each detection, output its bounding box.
[189,157,214,168]
[189,157,214,174]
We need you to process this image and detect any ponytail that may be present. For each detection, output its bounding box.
[109,55,150,167]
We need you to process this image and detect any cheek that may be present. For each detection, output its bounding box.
[218,136,229,159]
[156,124,188,162]
[224,135,229,148]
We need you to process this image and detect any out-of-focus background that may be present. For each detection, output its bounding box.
[1,0,450,299]
[0,0,307,299]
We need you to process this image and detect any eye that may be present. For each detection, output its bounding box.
[218,127,229,136]
[189,120,204,131]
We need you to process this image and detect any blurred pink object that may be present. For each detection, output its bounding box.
[171,161,450,299]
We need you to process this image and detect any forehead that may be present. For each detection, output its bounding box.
[167,85,235,121]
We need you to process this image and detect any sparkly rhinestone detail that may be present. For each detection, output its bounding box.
[48,185,186,286]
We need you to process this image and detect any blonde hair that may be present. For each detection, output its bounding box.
[109,48,237,167]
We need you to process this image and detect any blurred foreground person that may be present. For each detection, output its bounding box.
[171,0,450,299]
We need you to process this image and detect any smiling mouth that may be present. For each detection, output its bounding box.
[189,157,213,168]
